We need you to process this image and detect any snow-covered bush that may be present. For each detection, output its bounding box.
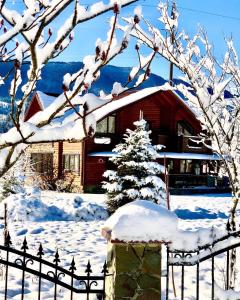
[103,119,166,213]
[1,191,108,222]
[37,173,79,193]
[55,173,79,193]
[74,201,108,221]
[0,152,32,201]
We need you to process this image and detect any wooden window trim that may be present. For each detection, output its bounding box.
[96,114,116,134]
[62,154,80,175]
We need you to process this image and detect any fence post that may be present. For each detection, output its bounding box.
[103,236,162,300]
[4,203,8,246]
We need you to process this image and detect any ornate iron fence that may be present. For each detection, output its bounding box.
[166,229,240,300]
[0,232,109,300]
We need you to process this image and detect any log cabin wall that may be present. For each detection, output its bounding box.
[26,141,84,192]
[83,91,202,190]
[61,141,83,191]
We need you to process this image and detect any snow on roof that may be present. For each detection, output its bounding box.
[158,152,222,160]
[88,151,117,157]
[102,200,178,243]
[172,90,199,117]
[33,85,195,125]
[36,91,56,110]
[93,85,170,122]
[89,151,222,160]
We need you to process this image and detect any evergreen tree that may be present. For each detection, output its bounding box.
[103,119,166,213]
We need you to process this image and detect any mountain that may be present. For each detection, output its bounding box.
[0,61,171,98]
[0,61,183,132]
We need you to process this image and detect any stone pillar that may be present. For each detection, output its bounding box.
[105,241,162,300]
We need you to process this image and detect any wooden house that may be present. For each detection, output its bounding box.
[25,88,228,193]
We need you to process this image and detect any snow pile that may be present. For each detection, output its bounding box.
[2,188,68,222]
[103,200,178,242]
[103,200,226,250]
[173,226,225,250]
[70,196,108,221]
[215,283,240,300]
[2,190,108,222]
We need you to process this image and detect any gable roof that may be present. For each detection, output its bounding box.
[26,86,198,124]
[36,91,56,110]
[92,86,197,122]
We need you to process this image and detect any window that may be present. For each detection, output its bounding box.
[168,160,174,174]
[62,154,80,174]
[96,115,115,134]
[177,121,193,136]
[31,153,53,175]
[180,160,193,174]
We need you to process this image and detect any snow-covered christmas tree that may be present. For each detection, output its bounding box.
[103,118,166,213]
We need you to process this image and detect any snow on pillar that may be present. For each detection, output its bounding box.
[102,200,178,300]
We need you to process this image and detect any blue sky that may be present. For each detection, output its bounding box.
[7,0,240,79]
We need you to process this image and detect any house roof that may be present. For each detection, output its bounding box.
[28,86,197,124]
[88,151,222,160]
[92,85,197,122]
[36,91,56,110]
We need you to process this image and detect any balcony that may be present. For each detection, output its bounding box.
[156,134,212,154]
[177,135,212,154]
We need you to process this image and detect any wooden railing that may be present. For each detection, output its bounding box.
[177,135,212,153]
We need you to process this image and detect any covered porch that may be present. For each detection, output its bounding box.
[158,152,230,194]
[88,151,230,194]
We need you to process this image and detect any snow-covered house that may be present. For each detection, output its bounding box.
[25,88,227,193]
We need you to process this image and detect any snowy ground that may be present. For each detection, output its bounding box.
[0,191,238,299]
[167,194,240,300]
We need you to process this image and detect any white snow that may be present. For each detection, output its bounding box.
[0,190,238,299]
[102,199,227,250]
[36,91,56,110]
[88,151,222,160]
[158,152,222,160]
[215,283,240,300]
[1,188,108,222]
[103,200,178,242]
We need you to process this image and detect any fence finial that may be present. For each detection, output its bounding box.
[37,243,44,258]
[21,237,28,251]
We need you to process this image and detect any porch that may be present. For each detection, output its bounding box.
[168,174,231,195]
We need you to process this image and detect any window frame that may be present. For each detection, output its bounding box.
[96,114,116,134]
[177,120,194,136]
[62,153,80,175]
[30,153,53,176]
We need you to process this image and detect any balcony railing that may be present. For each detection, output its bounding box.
[177,135,212,153]
[156,134,212,153]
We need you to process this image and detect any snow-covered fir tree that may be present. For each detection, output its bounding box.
[103,118,166,213]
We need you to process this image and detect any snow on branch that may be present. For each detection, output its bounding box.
[0,0,154,178]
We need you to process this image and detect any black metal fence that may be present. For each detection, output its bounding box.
[166,229,240,300]
[0,232,109,300]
